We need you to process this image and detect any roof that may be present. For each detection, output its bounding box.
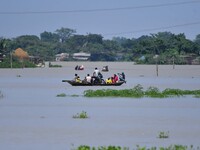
[13,48,29,59]
[73,52,91,57]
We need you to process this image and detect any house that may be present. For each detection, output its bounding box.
[72,52,91,60]
[55,53,69,61]
[13,48,29,61]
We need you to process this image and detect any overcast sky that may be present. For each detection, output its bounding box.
[0,0,200,40]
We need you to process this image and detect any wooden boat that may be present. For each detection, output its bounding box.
[102,66,109,72]
[62,80,125,86]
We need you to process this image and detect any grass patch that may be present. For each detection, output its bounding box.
[71,94,79,97]
[74,145,200,150]
[73,111,89,119]
[56,93,66,97]
[158,131,169,139]
[49,63,62,68]
[84,84,200,98]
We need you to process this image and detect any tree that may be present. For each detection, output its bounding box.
[87,34,103,44]
[194,34,200,45]
[40,31,59,42]
[55,27,76,43]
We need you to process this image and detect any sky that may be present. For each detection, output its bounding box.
[0,0,200,40]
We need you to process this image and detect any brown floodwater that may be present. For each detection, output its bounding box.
[0,62,200,150]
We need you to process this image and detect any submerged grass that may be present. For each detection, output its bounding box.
[84,84,200,98]
[56,93,66,97]
[74,145,200,150]
[73,111,89,119]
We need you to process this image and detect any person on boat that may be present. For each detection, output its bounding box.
[79,65,84,70]
[111,77,115,83]
[102,66,109,72]
[74,74,78,81]
[75,65,78,70]
[117,72,126,83]
[106,77,112,84]
[93,67,99,77]
[92,67,101,84]
[75,76,82,83]
[86,74,92,83]
[112,74,119,83]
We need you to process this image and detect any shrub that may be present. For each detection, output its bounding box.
[56,93,66,97]
[73,111,89,119]
[158,131,169,139]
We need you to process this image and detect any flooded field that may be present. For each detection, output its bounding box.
[0,62,200,150]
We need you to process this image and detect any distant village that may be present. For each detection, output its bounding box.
[1,47,200,67]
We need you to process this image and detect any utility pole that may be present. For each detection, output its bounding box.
[10,51,12,68]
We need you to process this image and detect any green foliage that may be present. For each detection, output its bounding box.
[1,30,200,62]
[0,58,36,68]
[56,93,66,97]
[84,85,200,98]
[145,86,165,98]
[49,63,62,68]
[158,131,169,138]
[74,145,200,150]
[73,111,89,119]
[76,145,128,150]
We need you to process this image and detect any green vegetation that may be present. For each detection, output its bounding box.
[74,145,199,150]
[1,29,200,62]
[73,111,89,119]
[49,62,62,68]
[56,93,66,97]
[0,58,36,68]
[84,84,200,98]
[158,131,169,139]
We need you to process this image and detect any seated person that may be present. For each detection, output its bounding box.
[112,74,119,83]
[74,74,78,81]
[117,72,126,82]
[86,74,92,83]
[75,76,82,83]
[106,77,112,84]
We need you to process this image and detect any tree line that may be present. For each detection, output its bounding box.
[1,27,200,64]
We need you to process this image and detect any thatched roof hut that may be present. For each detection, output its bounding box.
[13,48,29,60]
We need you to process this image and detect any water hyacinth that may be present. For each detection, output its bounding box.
[73,111,89,119]
[84,84,200,98]
[75,145,200,150]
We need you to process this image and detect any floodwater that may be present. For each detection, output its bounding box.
[0,62,200,150]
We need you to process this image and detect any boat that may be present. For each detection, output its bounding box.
[62,80,125,86]
[102,66,109,72]
[75,65,84,70]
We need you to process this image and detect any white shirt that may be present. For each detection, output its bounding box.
[93,69,99,77]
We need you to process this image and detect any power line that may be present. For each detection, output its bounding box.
[0,0,200,15]
[102,21,200,37]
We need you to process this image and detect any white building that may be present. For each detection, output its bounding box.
[72,52,91,60]
[55,53,69,61]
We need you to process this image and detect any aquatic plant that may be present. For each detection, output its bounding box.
[56,93,66,97]
[74,145,200,150]
[84,85,200,98]
[145,86,165,98]
[158,131,169,139]
[71,94,79,97]
[49,63,62,68]
[75,145,128,150]
[73,111,89,119]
